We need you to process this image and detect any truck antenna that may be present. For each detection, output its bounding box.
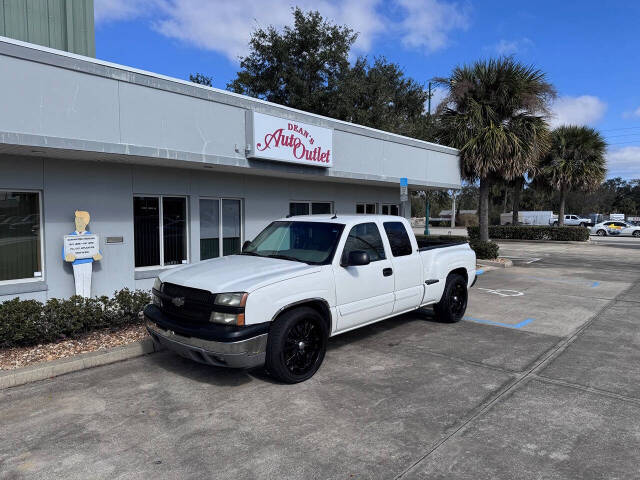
[331,211,338,219]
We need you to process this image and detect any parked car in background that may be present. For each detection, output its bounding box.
[145,215,476,383]
[591,221,640,237]
[549,214,591,227]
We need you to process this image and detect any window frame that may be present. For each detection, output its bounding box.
[356,202,377,214]
[199,196,244,259]
[0,189,45,285]
[381,203,400,216]
[133,194,190,271]
[289,200,334,216]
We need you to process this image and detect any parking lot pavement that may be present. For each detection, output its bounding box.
[1,241,640,479]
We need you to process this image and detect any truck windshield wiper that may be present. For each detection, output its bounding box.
[266,254,307,263]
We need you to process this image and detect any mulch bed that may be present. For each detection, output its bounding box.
[0,324,149,371]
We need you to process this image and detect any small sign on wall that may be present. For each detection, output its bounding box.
[246,111,333,167]
[64,234,99,259]
[400,177,409,202]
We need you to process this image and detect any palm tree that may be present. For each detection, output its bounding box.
[436,57,554,241]
[539,126,607,225]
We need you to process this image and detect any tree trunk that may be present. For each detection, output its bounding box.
[558,186,567,226]
[479,177,490,241]
[512,177,523,225]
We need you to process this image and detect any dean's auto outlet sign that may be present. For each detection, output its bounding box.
[247,111,333,167]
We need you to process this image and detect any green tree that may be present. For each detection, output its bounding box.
[539,126,607,225]
[189,73,213,87]
[226,8,434,140]
[435,57,554,241]
[228,8,355,115]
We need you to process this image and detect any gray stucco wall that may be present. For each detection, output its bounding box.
[0,155,402,301]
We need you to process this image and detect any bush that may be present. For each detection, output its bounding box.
[467,225,590,242]
[0,288,151,349]
[469,240,499,259]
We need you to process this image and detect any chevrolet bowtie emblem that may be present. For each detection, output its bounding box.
[171,296,185,307]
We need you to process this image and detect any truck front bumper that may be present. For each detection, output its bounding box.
[145,309,268,369]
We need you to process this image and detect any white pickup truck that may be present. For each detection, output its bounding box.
[145,215,476,383]
[549,214,591,227]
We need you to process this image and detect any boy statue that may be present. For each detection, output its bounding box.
[63,210,102,297]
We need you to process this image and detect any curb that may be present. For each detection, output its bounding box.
[477,258,513,268]
[494,239,590,245]
[0,337,162,390]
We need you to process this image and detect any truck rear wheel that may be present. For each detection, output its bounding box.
[434,274,468,323]
[265,307,328,383]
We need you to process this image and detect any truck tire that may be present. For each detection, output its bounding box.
[265,307,328,383]
[580,222,586,227]
[434,274,468,323]
[553,221,558,226]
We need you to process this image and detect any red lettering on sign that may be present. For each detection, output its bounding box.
[257,125,331,165]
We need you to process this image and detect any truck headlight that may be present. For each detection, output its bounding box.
[214,292,248,307]
[152,278,163,306]
[210,311,245,326]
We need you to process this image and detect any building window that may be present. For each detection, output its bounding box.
[134,196,188,268]
[356,203,377,214]
[381,204,399,215]
[0,191,42,282]
[200,198,243,260]
[289,201,333,216]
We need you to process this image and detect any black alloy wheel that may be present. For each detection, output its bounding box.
[434,273,468,323]
[597,229,607,236]
[265,307,328,383]
[633,230,640,238]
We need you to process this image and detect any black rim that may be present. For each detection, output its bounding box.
[282,319,323,376]
[450,281,467,317]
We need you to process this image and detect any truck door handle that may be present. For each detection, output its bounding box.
[383,268,393,277]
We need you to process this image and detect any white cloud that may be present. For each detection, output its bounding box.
[549,95,607,128]
[94,0,469,61]
[622,106,640,119]
[489,37,533,55]
[606,146,640,178]
[94,0,159,23]
[397,0,470,53]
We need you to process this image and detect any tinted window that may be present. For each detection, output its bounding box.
[0,191,41,281]
[383,222,413,257]
[244,221,344,264]
[342,223,386,263]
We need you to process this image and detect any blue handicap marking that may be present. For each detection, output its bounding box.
[591,281,600,287]
[464,316,534,329]
[476,269,484,276]
[400,177,408,187]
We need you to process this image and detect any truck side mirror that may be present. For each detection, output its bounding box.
[242,240,252,252]
[343,250,370,267]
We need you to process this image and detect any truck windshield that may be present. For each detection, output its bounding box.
[241,221,345,265]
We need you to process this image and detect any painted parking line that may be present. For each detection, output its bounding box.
[501,255,541,264]
[514,274,601,288]
[464,316,534,329]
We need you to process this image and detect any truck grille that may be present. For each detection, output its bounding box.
[158,282,215,324]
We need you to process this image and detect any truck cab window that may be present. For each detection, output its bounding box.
[383,222,413,257]
[342,223,386,263]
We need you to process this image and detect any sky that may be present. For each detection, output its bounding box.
[94,0,640,179]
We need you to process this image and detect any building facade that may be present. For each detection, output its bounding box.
[0,37,461,302]
[0,0,94,56]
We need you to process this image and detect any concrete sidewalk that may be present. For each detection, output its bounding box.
[1,240,639,479]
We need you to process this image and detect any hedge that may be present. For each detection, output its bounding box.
[467,225,590,242]
[0,289,150,349]
[415,235,499,260]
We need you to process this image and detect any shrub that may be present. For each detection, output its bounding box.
[0,288,151,349]
[469,239,499,259]
[467,225,590,242]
